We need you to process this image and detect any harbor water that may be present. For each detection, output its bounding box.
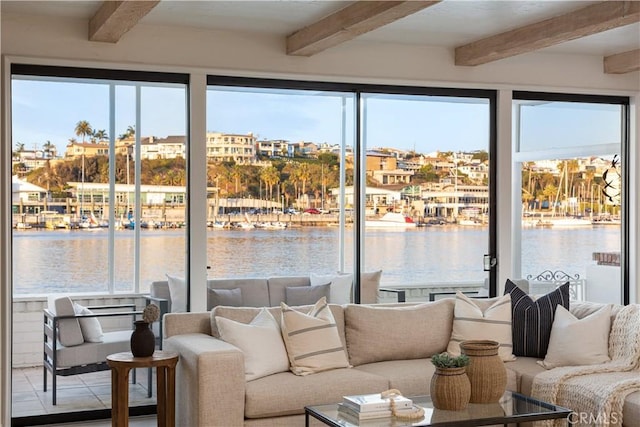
[12,225,621,295]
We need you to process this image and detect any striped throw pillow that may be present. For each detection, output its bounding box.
[504,279,570,358]
[280,297,350,375]
[447,291,515,361]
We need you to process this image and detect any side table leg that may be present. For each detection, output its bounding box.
[166,365,176,427]
[157,366,167,427]
[112,367,131,427]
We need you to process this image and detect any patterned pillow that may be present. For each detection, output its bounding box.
[504,279,570,358]
[280,297,350,375]
[447,292,515,361]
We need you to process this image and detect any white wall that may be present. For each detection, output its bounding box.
[1,11,639,425]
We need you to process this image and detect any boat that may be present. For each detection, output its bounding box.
[15,222,32,230]
[365,212,417,228]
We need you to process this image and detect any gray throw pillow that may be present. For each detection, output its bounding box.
[209,288,243,308]
[285,283,330,306]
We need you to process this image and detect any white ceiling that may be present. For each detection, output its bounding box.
[2,1,639,57]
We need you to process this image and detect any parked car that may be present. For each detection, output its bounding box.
[303,208,321,214]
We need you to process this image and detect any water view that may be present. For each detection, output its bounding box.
[12,225,620,295]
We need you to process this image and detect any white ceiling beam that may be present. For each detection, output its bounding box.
[287,1,441,57]
[604,48,640,74]
[89,0,160,43]
[455,1,640,66]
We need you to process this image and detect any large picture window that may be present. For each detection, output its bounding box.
[206,77,497,302]
[513,93,628,304]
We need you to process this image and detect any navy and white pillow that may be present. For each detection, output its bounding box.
[504,279,570,358]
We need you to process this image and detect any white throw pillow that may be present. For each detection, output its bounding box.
[310,273,353,304]
[281,296,351,375]
[73,303,104,343]
[166,274,187,313]
[539,304,612,369]
[447,292,515,362]
[215,308,290,381]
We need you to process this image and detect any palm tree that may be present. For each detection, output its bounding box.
[43,140,56,159]
[94,129,108,142]
[231,165,243,195]
[118,125,135,140]
[298,163,311,197]
[74,120,93,143]
[260,166,280,200]
[13,142,25,160]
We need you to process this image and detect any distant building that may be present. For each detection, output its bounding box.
[206,132,256,163]
[12,175,48,205]
[256,139,289,158]
[141,135,186,159]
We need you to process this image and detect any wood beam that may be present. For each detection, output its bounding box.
[455,1,640,66]
[287,1,440,57]
[89,0,160,43]
[604,49,640,74]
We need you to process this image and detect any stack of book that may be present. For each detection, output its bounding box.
[338,393,415,421]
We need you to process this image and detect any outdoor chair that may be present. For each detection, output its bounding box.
[43,296,146,405]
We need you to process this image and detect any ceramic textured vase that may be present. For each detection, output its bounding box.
[130,320,155,357]
[460,340,507,403]
[430,366,471,411]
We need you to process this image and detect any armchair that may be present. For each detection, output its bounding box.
[43,296,142,405]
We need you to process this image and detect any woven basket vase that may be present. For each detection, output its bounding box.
[430,366,471,411]
[459,340,507,403]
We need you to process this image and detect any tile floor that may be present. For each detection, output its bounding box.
[12,366,157,422]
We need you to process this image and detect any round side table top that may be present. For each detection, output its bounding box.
[107,350,179,368]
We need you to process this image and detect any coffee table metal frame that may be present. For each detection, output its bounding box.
[305,391,573,427]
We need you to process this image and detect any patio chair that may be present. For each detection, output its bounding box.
[43,296,144,405]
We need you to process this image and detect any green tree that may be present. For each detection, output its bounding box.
[74,120,93,143]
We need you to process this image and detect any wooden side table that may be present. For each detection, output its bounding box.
[107,350,179,427]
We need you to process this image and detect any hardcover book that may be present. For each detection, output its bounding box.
[342,393,413,413]
[337,403,417,420]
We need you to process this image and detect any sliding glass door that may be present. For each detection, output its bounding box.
[513,93,628,304]
[11,65,188,418]
[359,93,494,301]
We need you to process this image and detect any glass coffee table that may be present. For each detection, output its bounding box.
[305,391,573,426]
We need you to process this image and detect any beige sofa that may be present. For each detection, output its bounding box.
[164,299,640,427]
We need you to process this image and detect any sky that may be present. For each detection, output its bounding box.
[11,77,622,158]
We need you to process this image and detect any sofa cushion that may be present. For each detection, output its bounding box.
[48,296,84,347]
[344,299,454,366]
[244,368,389,418]
[285,284,330,306]
[280,297,350,375]
[504,356,546,395]
[354,359,434,398]
[540,305,611,369]
[207,278,269,308]
[216,308,289,381]
[267,276,310,307]
[166,274,187,312]
[310,273,353,304]
[56,330,132,368]
[505,279,570,358]
[447,292,514,361]
[208,287,243,308]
